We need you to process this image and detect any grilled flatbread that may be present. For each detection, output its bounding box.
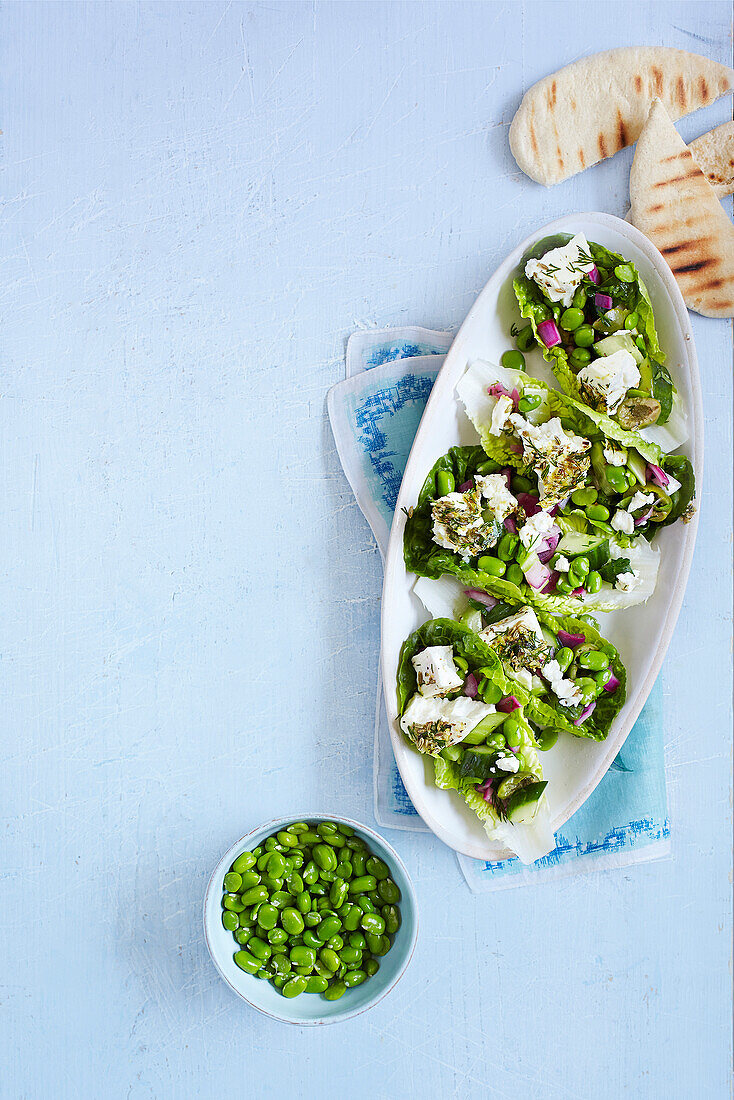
[630,99,734,318]
[689,120,734,198]
[510,47,734,187]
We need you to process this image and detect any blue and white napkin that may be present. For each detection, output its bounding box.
[328,327,671,889]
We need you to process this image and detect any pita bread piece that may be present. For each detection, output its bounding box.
[689,120,734,198]
[510,47,734,187]
[630,98,734,318]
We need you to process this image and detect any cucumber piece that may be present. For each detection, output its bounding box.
[440,745,462,763]
[637,357,653,395]
[557,531,605,557]
[593,332,644,365]
[627,448,648,486]
[459,746,500,781]
[463,713,507,743]
[505,781,548,824]
[585,538,611,571]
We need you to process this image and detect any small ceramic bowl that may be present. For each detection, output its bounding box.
[203,813,418,1025]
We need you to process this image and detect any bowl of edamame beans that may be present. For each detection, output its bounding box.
[203,814,418,1024]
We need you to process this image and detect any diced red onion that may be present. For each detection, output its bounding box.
[510,388,520,409]
[588,266,600,285]
[517,492,540,516]
[500,467,513,489]
[603,673,620,694]
[537,524,561,559]
[497,695,521,713]
[457,478,473,492]
[487,383,510,398]
[647,463,669,488]
[464,673,478,699]
[504,515,517,534]
[570,586,586,597]
[541,569,559,593]
[634,508,653,526]
[595,292,613,311]
[573,701,596,726]
[537,319,561,348]
[463,588,498,608]
[524,559,552,590]
[557,629,585,648]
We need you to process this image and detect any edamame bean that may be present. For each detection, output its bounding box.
[478,556,506,578]
[319,948,340,973]
[506,563,524,586]
[571,486,597,507]
[305,975,329,994]
[349,875,377,894]
[290,946,316,969]
[313,844,337,872]
[555,646,573,673]
[235,928,252,945]
[335,860,353,879]
[281,908,305,936]
[503,718,521,747]
[586,504,610,522]
[573,325,595,348]
[605,465,627,493]
[302,860,319,885]
[614,264,634,283]
[576,677,598,704]
[222,911,239,932]
[234,950,261,975]
[497,532,519,562]
[436,469,455,497]
[586,571,602,593]
[572,287,587,309]
[247,937,272,961]
[536,728,559,751]
[518,394,541,414]
[223,871,242,892]
[344,970,367,988]
[382,905,401,935]
[329,878,348,908]
[317,915,342,941]
[323,981,346,1001]
[560,307,584,331]
[268,927,288,946]
[257,904,278,931]
[327,935,344,952]
[224,891,249,910]
[501,350,526,371]
[272,954,292,977]
[511,475,533,494]
[370,935,392,957]
[357,896,375,914]
[516,325,536,352]
[282,976,308,998]
[296,891,311,914]
[624,311,639,330]
[570,347,592,366]
[377,879,401,904]
[232,851,256,874]
[361,912,386,936]
[578,649,609,671]
[304,911,322,928]
[343,905,362,931]
[365,959,379,978]
[340,946,363,967]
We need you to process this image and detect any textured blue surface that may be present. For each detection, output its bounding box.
[1,3,731,1098]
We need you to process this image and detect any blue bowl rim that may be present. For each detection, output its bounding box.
[203,812,419,1025]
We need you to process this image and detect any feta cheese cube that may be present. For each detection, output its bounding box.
[577,349,641,414]
[399,694,494,755]
[611,508,635,535]
[524,234,596,308]
[616,570,639,591]
[509,413,590,507]
[603,442,627,467]
[554,555,571,572]
[496,755,520,773]
[479,606,549,691]
[475,473,517,523]
[627,490,655,514]
[411,645,464,697]
[432,488,496,560]
[490,393,514,436]
[479,606,545,647]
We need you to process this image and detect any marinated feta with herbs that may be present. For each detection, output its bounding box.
[542,658,584,708]
[603,442,627,467]
[615,571,639,591]
[399,694,494,756]
[475,473,517,523]
[411,645,464,698]
[554,555,571,572]
[479,607,550,690]
[577,349,641,415]
[496,755,520,774]
[509,413,591,507]
[524,234,596,308]
[627,490,656,515]
[431,486,500,561]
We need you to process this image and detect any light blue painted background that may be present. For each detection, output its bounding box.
[1,3,731,1097]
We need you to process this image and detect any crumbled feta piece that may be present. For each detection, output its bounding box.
[399,694,494,755]
[496,755,520,773]
[577,350,641,414]
[616,571,639,591]
[432,488,498,560]
[474,473,517,523]
[611,508,635,535]
[603,442,627,467]
[508,414,590,507]
[411,645,464,698]
[627,490,655,514]
[663,473,682,495]
[490,393,514,436]
[554,555,571,572]
[542,659,584,708]
[524,233,596,308]
[518,509,556,551]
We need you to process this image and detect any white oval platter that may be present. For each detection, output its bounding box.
[380,212,703,861]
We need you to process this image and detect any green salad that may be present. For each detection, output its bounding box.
[511,233,682,443]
